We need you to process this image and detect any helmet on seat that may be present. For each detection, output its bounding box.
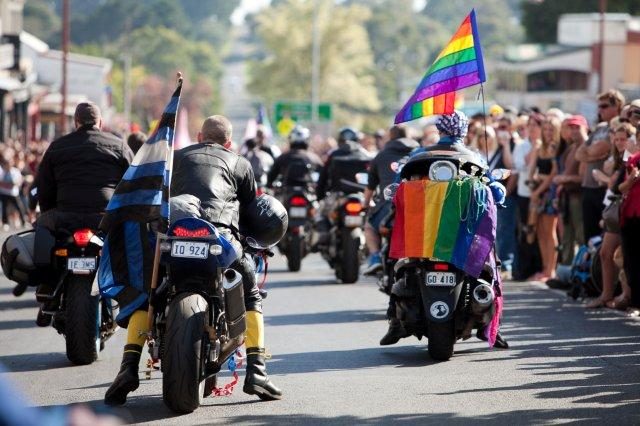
[239,194,288,248]
[337,127,359,144]
[288,125,311,148]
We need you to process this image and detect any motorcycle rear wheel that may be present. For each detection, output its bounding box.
[338,228,360,284]
[64,275,99,365]
[427,320,455,361]
[287,234,303,272]
[163,293,208,414]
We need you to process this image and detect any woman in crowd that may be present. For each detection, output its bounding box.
[618,125,640,316]
[587,123,635,308]
[513,112,543,280]
[527,117,560,282]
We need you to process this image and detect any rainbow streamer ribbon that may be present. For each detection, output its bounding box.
[389,178,496,278]
[394,9,486,124]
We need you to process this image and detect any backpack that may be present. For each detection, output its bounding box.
[568,236,602,300]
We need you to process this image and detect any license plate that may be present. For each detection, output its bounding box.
[289,207,307,218]
[344,215,363,227]
[68,257,96,272]
[171,241,209,259]
[425,272,456,287]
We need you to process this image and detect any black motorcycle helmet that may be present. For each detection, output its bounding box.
[240,194,288,248]
[337,127,359,144]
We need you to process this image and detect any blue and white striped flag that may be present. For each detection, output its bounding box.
[97,79,182,326]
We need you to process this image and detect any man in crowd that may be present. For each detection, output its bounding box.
[576,90,624,241]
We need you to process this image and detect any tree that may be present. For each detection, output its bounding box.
[23,0,60,45]
[247,0,381,127]
[521,0,640,44]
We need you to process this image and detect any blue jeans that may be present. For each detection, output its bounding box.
[496,195,517,272]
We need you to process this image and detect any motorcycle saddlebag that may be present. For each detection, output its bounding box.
[1,230,37,286]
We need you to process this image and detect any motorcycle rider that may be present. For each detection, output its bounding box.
[362,124,419,275]
[104,115,283,405]
[380,111,509,349]
[267,125,323,189]
[314,127,372,246]
[34,102,133,314]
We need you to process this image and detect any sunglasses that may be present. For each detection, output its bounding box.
[598,103,613,109]
[630,109,640,117]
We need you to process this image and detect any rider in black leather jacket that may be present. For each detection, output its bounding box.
[105,116,282,406]
[267,125,323,188]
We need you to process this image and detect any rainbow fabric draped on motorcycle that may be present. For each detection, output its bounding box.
[389,178,496,278]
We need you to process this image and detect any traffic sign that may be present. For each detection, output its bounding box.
[274,101,332,123]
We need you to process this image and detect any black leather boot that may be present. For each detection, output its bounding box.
[104,348,141,406]
[243,348,282,401]
[379,318,407,346]
[476,327,509,349]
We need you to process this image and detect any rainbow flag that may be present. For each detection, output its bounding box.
[389,178,496,278]
[394,9,486,124]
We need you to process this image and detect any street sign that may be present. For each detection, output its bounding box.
[274,101,332,124]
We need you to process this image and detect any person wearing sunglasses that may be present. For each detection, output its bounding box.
[575,89,625,242]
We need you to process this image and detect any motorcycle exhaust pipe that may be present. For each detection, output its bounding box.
[471,281,495,314]
[222,269,246,341]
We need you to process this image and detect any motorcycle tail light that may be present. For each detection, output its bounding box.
[171,226,211,238]
[290,196,308,207]
[344,202,363,215]
[73,229,94,248]
[433,263,449,271]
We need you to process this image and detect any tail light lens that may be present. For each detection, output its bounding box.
[290,196,308,207]
[344,202,363,215]
[73,229,94,248]
[433,263,450,271]
[171,226,211,237]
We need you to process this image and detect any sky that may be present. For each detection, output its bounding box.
[231,0,428,25]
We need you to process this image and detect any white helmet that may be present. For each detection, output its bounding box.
[288,125,310,146]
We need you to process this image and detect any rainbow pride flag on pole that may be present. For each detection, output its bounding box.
[394,9,486,124]
[389,178,496,278]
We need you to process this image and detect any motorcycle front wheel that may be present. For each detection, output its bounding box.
[162,292,208,414]
[64,275,100,365]
[427,320,455,361]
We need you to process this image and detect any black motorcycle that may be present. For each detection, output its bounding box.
[319,176,367,284]
[2,225,117,365]
[278,186,315,272]
[148,217,249,413]
[387,144,506,361]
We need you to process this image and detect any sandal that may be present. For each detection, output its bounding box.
[606,296,630,311]
[585,298,609,309]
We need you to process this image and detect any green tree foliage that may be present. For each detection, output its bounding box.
[521,0,640,44]
[23,0,60,44]
[247,0,381,127]
[422,0,523,57]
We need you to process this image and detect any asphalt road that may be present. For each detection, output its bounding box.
[1,244,639,425]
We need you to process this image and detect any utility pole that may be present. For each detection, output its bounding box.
[598,0,607,93]
[311,0,320,126]
[60,0,70,135]
[123,53,132,130]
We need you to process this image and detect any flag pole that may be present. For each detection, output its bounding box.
[147,72,183,338]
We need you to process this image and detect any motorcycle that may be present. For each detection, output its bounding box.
[386,144,507,361]
[148,217,248,414]
[2,225,117,365]
[318,173,368,284]
[277,186,315,272]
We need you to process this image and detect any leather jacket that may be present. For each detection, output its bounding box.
[171,142,256,234]
[37,125,133,214]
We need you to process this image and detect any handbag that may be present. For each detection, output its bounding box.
[602,195,621,233]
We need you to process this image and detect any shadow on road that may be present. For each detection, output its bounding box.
[0,319,38,330]
[266,278,337,289]
[266,309,385,326]
[0,297,38,311]
[0,352,70,372]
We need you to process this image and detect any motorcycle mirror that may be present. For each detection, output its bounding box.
[383,183,399,201]
[355,172,369,186]
[490,168,511,181]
